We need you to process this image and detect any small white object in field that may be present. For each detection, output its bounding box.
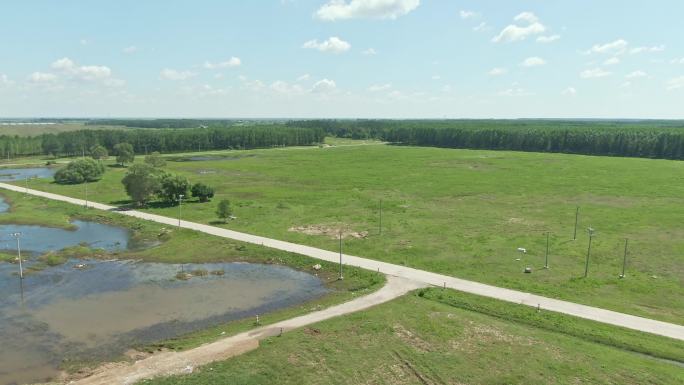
[313,264,322,270]
[517,247,527,253]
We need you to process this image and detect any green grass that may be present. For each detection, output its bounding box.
[143,289,684,385]
[16,142,684,323]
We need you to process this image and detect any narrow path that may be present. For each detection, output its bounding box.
[2,182,682,341]
[71,276,425,385]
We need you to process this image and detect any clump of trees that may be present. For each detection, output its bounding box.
[144,151,166,167]
[114,143,135,166]
[191,183,215,202]
[121,165,216,207]
[54,159,105,184]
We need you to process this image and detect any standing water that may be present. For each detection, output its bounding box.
[0,198,327,385]
[0,167,56,182]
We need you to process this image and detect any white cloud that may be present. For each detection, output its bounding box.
[603,57,620,66]
[492,12,546,43]
[52,57,75,71]
[303,37,351,54]
[473,22,488,32]
[160,69,196,81]
[51,57,113,81]
[311,78,337,93]
[586,39,628,55]
[488,67,507,76]
[80,39,89,46]
[368,83,392,92]
[29,72,57,83]
[625,70,647,79]
[580,68,611,79]
[431,75,441,80]
[270,80,305,95]
[670,58,684,64]
[629,45,664,55]
[203,57,242,69]
[521,57,546,67]
[315,0,420,21]
[0,74,12,86]
[78,65,111,80]
[667,76,684,90]
[123,46,138,54]
[459,10,477,19]
[536,34,560,43]
[498,86,533,97]
[562,86,577,96]
[296,74,311,82]
[362,48,377,55]
[620,81,632,88]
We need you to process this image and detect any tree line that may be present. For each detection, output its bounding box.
[0,125,324,158]
[288,119,684,160]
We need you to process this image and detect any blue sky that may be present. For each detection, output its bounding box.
[1,0,683,118]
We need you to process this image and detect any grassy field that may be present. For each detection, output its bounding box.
[143,288,684,385]
[15,142,684,324]
[0,122,126,137]
[0,190,383,370]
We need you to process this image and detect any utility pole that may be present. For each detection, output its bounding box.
[84,179,88,208]
[573,206,579,240]
[544,232,550,269]
[11,232,23,279]
[620,238,628,278]
[178,194,184,227]
[584,227,594,278]
[338,231,343,280]
[25,176,28,194]
[379,199,383,236]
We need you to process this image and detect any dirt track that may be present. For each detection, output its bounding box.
[67,276,424,385]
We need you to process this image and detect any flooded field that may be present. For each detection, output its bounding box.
[0,167,56,182]
[0,197,327,384]
[0,260,326,385]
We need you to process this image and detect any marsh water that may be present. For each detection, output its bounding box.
[0,198,327,385]
[0,167,56,182]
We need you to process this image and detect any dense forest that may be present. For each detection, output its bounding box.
[0,125,324,157]
[3,119,684,160]
[290,119,684,160]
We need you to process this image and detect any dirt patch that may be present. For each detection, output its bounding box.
[392,324,433,352]
[449,320,536,352]
[288,225,368,240]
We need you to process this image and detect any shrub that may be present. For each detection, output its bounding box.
[54,158,105,184]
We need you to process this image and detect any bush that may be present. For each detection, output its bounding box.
[191,182,215,202]
[144,151,166,167]
[54,158,105,184]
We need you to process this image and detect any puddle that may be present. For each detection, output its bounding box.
[0,260,327,385]
[0,220,130,255]
[0,167,56,182]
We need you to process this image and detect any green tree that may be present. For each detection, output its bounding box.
[90,145,108,161]
[41,134,61,157]
[216,199,232,223]
[144,151,166,167]
[113,142,135,166]
[121,164,162,206]
[191,182,215,202]
[54,159,105,184]
[158,174,190,204]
